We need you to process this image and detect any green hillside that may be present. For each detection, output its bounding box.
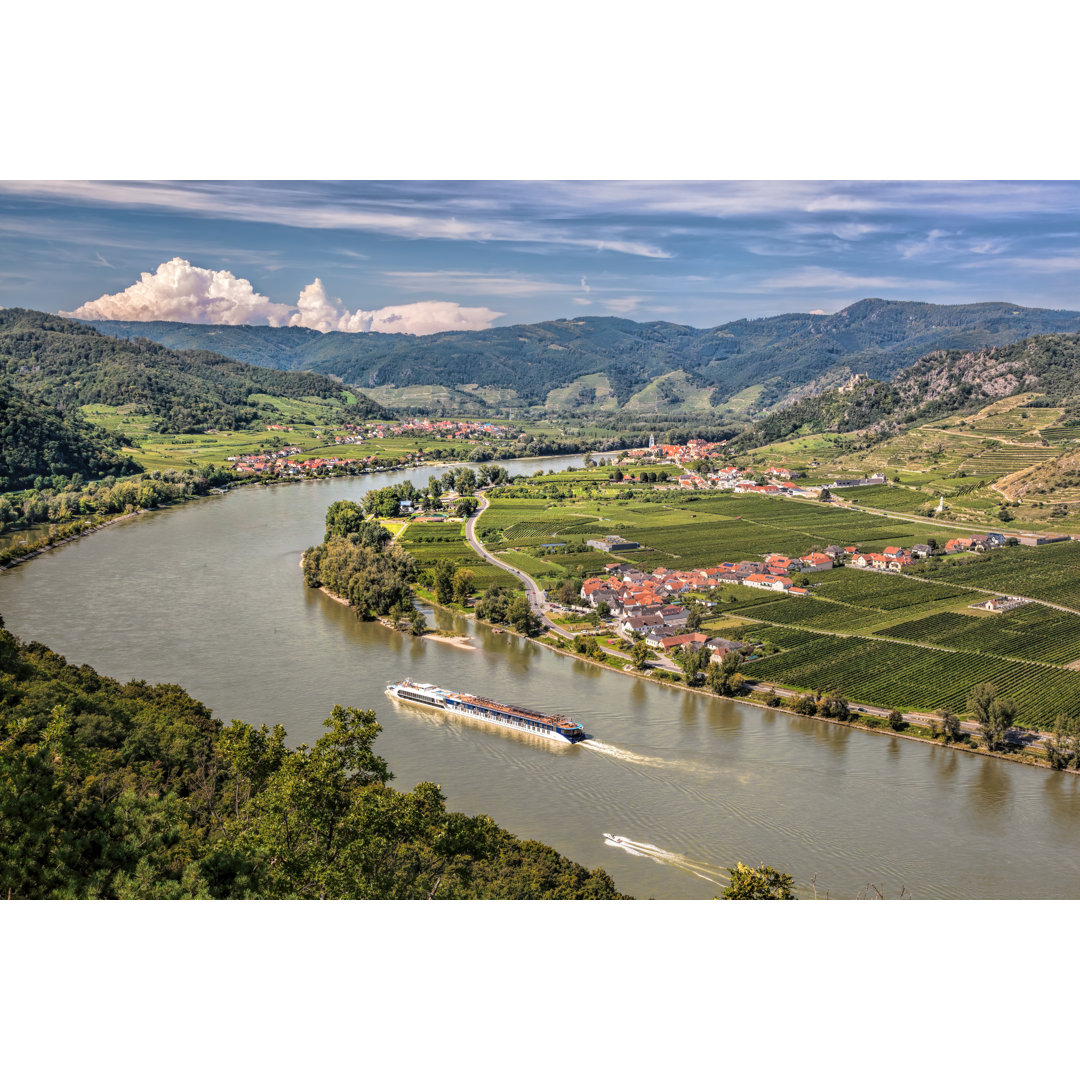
[85,299,1080,415]
[732,332,1080,452]
[0,378,140,492]
[1,309,388,434]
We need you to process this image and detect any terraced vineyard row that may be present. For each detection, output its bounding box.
[746,634,1080,726]
[881,605,1080,665]
[927,543,1080,609]
[502,517,594,539]
[815,570,969,610]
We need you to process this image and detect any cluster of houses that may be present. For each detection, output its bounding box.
[942,532,1008,554]
[380,418,511,440]
[625,439,727,464]
[229,450,376,476]
[579,553,839,629]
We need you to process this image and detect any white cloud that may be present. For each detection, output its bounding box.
[580,276,591,292]
[62,258,503,335]
[898,228,951,259]
[380,270,570,297]
[61,257,293,325]
[759,266,951,291]
[288,278,502,334]
[604,296,645,315]
[2,181,672,258]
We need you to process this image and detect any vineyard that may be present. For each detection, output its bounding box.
[814,570,969,610]
[925,542,1080,610]
[881,605,1080,665]
[746,632,1080,726]
[502,517,595,539]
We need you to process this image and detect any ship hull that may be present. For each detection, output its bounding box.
[386,685,583,744]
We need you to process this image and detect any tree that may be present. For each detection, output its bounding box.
[630,639,651,669]
[452,567,475,605]
[886,709,906,731]
[997,507,1014,523]
[508,596,541,636]
[596,601,611,619]
[938,710,961,743]
[818,488,832,502]
[706,650,742,696]
[721,862,795,900]
[433,561,455,605]
[794,694,817,715]
[1046,715,1080,770]
[323,499,366,541]
[968,683,1017,752]
[408,608,427,637]
[820,691,850,722]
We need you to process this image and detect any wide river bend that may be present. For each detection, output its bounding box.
[2,457,1078,898]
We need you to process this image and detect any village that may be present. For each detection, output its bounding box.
[574,531,1031,661]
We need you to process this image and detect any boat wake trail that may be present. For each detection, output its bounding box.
[602,835,728,887]
[580,739,680,770]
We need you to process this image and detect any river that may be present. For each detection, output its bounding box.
[2,455,1079,899]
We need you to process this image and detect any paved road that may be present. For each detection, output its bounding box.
[465,493,680,670]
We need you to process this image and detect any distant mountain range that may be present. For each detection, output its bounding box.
[85,299,1080,416]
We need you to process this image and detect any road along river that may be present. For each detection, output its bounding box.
[2,457,1080,898]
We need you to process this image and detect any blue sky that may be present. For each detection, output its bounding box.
[2,180,1080,333]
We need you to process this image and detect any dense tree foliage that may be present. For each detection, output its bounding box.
[721,862,795,900]
[0,466,234,546]
[0,378,140,492]
[0,309,386,434]
[0,622,624,899]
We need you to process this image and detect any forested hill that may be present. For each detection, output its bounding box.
[0,622,626,899]
[0,309,388,434]
[0,378,140,492]
[731,332,1080,450]
[85,299,1080,412]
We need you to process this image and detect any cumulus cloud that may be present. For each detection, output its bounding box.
[61,258,503,335]
[288,278,502,334]
[61,257,294,325]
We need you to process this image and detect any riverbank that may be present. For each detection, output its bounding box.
[0,450,595,575]
[409,584,1075,775]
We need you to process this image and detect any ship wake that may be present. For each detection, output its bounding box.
[581,739,680,770]
[603,835,728,887]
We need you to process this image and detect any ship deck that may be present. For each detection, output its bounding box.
[448,693,579,732]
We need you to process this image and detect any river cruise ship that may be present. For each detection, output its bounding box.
[386,680,587,743]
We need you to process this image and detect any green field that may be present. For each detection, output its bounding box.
[397,519,520,593]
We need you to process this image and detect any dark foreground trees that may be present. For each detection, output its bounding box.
[721,862,795,900]
[0,624,625,899]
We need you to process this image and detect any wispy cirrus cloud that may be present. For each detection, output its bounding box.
[0,181,673,259]
[758,266,953,292]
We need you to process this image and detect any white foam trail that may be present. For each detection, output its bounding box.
[581,739,677,769]
[604,835,729,886]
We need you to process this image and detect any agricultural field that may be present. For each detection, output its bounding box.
[745,632,1080,727]
[881,604,1080,666]
[920,541,1080,610]
[397,519,520,593]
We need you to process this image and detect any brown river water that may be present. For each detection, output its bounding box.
[2,458,1079,898]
